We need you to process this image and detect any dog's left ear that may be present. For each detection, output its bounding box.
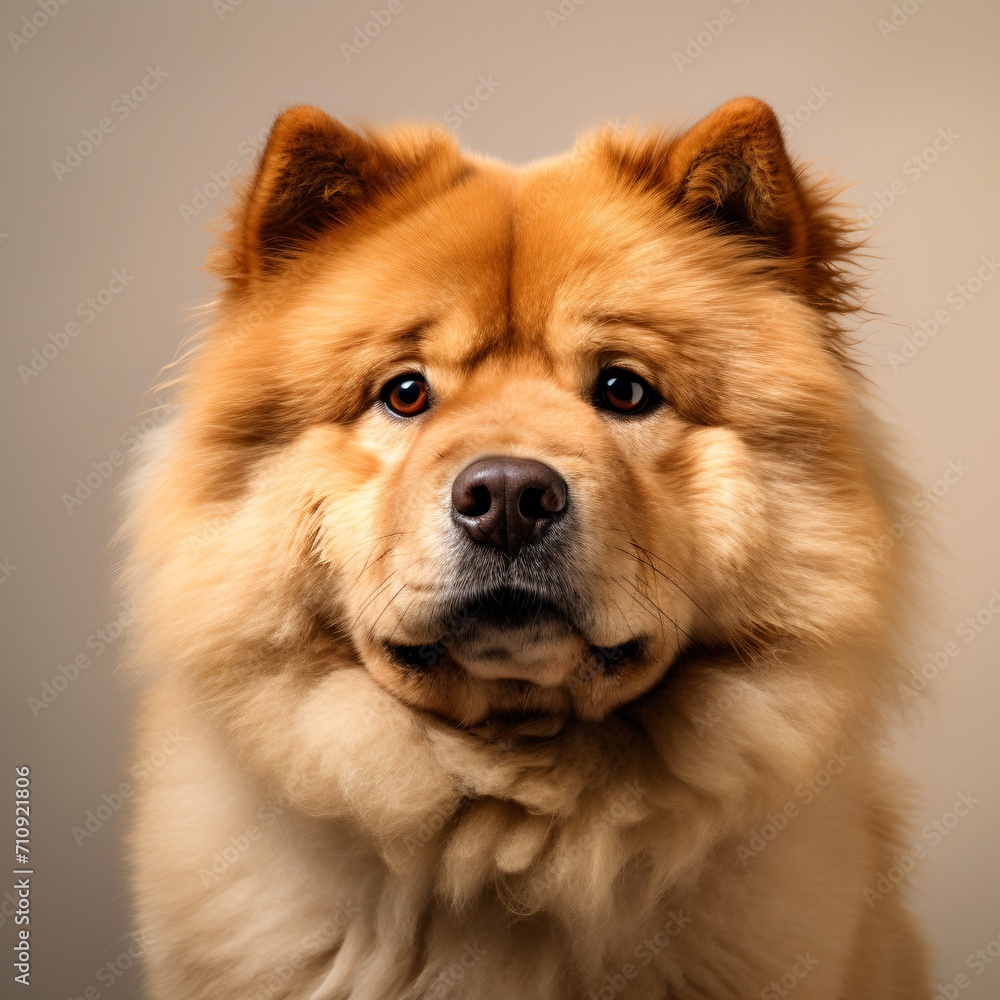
[238,106,391,277]
[663,97,810,259]
[216,106,454,285]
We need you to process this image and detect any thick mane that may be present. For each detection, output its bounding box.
[125,100,929,999]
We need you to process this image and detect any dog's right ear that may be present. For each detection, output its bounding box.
[217,106,441,285]
[600,97,860,320]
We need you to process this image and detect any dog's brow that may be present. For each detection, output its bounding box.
[389,322,431,345]
[454,335,556,374]
[586,312,674,337]
[456,339,502,373]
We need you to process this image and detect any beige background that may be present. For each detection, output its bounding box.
[2,0,998,996]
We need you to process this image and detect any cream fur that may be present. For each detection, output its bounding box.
[125,99,930,998]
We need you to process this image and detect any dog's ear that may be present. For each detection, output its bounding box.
[218,106,436,283]
[663,97,810,258]
[605,97,857,314]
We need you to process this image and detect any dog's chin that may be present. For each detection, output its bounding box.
[368,586,651,725]
[450,619,583,682]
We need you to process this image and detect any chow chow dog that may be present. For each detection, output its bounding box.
[126,97,930,998]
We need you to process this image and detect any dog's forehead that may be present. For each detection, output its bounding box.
[300,145,760,388]
[350,153,683,369]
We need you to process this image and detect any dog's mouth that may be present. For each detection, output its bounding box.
[446,584,580,636]
[384,585,645,687]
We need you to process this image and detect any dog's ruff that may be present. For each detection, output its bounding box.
[125,98,929,998]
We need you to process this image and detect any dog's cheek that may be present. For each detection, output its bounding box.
[138,425,385,674]
[670,426,769,625]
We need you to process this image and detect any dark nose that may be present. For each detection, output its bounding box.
[451,457,568,557]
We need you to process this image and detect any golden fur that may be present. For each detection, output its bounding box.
[125,98,930,998]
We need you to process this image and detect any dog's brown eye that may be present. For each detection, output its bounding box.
[596,368,654,415]
[382,373,429,416]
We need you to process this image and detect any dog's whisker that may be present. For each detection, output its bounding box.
[349,575,398,632]
[385,592,421,644]
[609,527,701,588]
[609,575,697,649]
[354,530,411,582]
[366,582,408,637]
[608,542,712,621]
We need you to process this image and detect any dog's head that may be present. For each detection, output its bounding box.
[136,99,895,728]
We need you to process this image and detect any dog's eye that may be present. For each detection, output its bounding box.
[595,368,655,415]
[381,373,429,417]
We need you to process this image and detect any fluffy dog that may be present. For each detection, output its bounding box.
[125,97,929,998]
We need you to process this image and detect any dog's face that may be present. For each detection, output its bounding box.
[148,100,889,728]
